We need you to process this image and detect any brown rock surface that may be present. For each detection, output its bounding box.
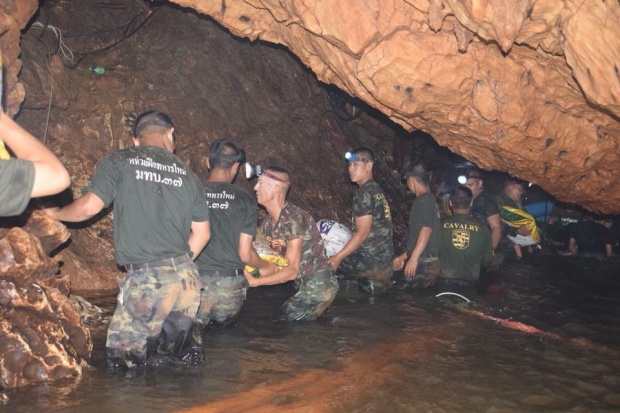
[172,0,620,214]
[0,221,92,389]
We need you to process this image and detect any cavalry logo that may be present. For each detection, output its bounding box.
[452,229,470,250]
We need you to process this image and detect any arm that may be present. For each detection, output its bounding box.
[487,213,502,251]
[480,230,493,270]
[0,112,70,197]
[328,214,372,270]
[568,237,577,255]
[404,226,432,278]
[44,192,105,222]
[238,232,271,270]
[605,243,613,257]
[245,237,302,287]
[188,220,210,260]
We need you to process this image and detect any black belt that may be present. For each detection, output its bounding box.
[200,269,244,277]
[124,254,191,272]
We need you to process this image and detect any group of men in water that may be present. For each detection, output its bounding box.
[3,110,616,370]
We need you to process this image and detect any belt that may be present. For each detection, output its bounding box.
[200,269,244,277]
[124,254,191,272]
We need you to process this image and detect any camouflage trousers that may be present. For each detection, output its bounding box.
[106,260,201,368]
[274,269,339,322]
[338,250,393,290]
[197,272,247,327]
[400,256,441,289]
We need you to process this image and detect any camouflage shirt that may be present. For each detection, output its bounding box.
[470,191,499,227]
[259,203,329,279]
[351,180,394,266]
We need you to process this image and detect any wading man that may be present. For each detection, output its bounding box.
[328,147,394,293]
[195,139,271,328]
[438,185,492,287]
[45,111,210,367]
[392,162,441,288]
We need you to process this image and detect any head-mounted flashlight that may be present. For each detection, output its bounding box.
[245,163,262,180]
[345,152,370,163]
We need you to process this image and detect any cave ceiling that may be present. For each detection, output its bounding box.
[170,0,620,214]
[0,0,619,214]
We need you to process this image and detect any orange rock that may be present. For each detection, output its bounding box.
[172,0,620,213]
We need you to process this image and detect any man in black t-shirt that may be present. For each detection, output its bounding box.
[195,139,271,328]
[463,168,502,253]
[45,111,210,368]
[568,217,614,257]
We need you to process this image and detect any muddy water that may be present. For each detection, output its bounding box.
[2,255,619,413]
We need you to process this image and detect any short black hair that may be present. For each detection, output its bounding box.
[209,139,245,169]
[351,147,375,163]
[451,185,473,210]
[464,167,482,180]
[134,111,174,138]
[404,161,430,185]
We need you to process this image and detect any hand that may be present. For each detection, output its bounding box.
[392,255,406,271]
[328,255,343,271]
[244,270,260,287]
[404,256,418,278]
[517,225,532,236]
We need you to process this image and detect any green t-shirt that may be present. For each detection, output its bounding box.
[352,180,394,266]
[195,181,257,271]
[0,158,35,217]
[405,192,440,258]
[86,145,209,265]
[439,213,492,283]
[259,203,329,279]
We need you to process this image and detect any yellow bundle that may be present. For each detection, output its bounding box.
[244,229,288,276]
[0,140,10,160]
[500,205,540,246]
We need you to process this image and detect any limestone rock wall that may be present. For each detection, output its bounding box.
[0,212,92,389]
[173,0,620,214]
[0,0,38,115]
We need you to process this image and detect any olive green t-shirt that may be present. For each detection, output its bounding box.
[86,145,209,265]
[0,158,35,217]
[439,213,492,283]
[405,192,440,258]
[195,181,257,271]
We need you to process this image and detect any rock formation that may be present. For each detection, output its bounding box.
[171,0,620,214]
[0,211,92,388]
[0,0,619,214]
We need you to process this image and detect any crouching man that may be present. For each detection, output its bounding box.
[244,166,338,321]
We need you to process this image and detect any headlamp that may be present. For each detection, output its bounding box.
[345,152,370,163]
[457,174,468,185]
[244,163,262,180]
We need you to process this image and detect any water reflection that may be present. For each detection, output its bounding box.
[2,255,620,412]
